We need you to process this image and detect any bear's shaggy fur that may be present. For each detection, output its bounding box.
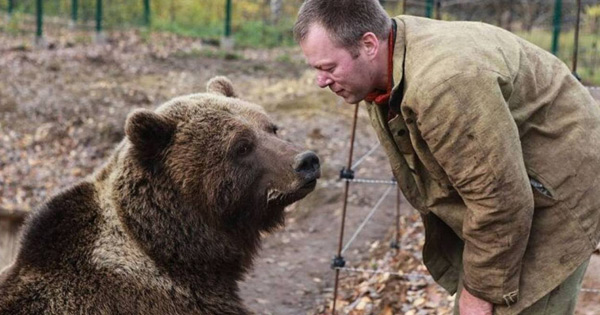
[0,77,320,314]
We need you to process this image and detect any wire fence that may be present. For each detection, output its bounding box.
[1,0,599,75]
[1,0,599,79]
[0,0,304,47]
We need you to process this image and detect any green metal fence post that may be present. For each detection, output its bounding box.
[8,0,13,16]
[36,0,43,42]
[551,0,562,55]
[95,0,105,43]
[425,0,434,18]
[72,0,78,23]
[220,0,234,50]
[96,0,102,33]
[225,0,232,37]
[143,0,150,26]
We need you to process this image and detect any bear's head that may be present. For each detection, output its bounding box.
[108,76,319,278]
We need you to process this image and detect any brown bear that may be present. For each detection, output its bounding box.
[0,76,320,314]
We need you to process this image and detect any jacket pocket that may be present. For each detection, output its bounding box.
[529,176,557,208]
[387,114,414,154]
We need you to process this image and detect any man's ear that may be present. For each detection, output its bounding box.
[207,76,238,98]
[360,32,380,60]
[125,109,175,160]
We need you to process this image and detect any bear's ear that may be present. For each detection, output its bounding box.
[125,109,176,159]
[207,76,237,98]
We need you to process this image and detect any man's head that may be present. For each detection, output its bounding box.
[294,0,391,104]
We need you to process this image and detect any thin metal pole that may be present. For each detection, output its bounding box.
[332,103,360,315]
[8,0,13,16]
[551,0,562,55]
[435,0,441,20]
[402,0,407,14]
[572,0,581,78]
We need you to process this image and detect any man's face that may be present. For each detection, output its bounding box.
[300,24,375,104]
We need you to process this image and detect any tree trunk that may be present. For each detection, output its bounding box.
[270,0,282,25]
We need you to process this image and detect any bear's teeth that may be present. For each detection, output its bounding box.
[267,189,284,202]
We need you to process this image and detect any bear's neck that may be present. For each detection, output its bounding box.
[98,162,262,289]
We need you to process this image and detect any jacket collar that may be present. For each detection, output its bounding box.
[389,17,406,106]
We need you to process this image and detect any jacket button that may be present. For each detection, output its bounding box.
[397,129,406,136]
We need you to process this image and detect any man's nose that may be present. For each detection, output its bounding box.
[316,72,333,88]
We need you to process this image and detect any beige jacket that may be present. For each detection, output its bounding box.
[367,15,600,314]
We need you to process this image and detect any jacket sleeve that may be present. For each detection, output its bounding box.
[410,71,534,305]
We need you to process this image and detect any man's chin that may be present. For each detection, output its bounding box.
[341,95,362,104]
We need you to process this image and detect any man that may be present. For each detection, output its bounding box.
[294,1,600,314]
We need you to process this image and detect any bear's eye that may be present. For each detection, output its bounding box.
[269,124,279,135]
[234,140,254,157]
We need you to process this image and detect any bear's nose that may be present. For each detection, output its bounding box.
[294,151,320,176]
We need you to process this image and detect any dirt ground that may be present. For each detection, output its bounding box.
[1,28,599,314]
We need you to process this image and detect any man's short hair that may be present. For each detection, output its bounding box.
[294,0,391,57]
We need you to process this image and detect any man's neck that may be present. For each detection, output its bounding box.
[374,37,391,91]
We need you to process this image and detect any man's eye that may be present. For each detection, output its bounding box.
[317,65,334,72]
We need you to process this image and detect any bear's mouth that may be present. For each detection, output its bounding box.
[266,178,318,207]
[300,178,317,191]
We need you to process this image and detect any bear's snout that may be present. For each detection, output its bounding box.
[293,151,321,186]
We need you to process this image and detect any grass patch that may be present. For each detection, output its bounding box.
[150,18,296,49]
[172,48,242,60]
[4,12,28,36]
[151,20,223,41]
[275,52,293,64]
[232,20,295,48]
